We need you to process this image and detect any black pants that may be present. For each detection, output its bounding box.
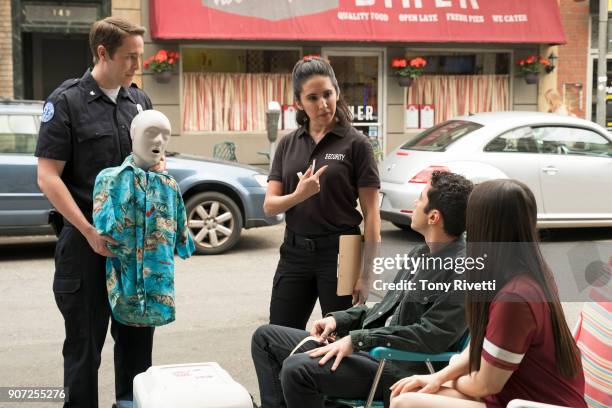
[251,324,382,408]
[269,229,358,329]
[53,226,154,408]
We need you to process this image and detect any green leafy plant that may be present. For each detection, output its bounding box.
[391,57,427,79]
[144,50,180,73]
[516,55,550,76]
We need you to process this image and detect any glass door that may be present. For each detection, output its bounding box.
[323,49,384,158]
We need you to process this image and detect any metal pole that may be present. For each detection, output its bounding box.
[269,141,275,171]
[596,0,609,126]
[364,359,385,408]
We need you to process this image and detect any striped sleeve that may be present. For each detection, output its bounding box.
[576,302,612,407]
[482,298,538,371]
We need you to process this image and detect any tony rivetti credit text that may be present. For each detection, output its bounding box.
[373,279,497,292]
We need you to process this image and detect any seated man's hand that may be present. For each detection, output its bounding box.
[310,316,337,342]
[307,335,353,372]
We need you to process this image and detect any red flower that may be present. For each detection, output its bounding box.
[525,55,536,64]
[519,60,525,66]
[391,58,407,68]
[410,57,427,68]
[539,57,550,65]
[154,50,168,63]
[142,49,179,73]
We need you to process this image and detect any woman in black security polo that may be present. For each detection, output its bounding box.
[263,56,381,329]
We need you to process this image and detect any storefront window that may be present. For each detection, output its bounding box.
[182,48,300,132]
[326,52,383,159]
[419,53,509,75]
[328,55,380,126]
[405,52,510,128]
[590,17,612,52]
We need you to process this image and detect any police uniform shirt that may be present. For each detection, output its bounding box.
[269,123,380,236]
[35,69,152,219]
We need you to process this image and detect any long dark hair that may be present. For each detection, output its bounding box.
[465,179,580,378]
[291,56,352,127]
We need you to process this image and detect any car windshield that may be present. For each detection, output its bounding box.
[0,114,40,154]
[401,120,482,152]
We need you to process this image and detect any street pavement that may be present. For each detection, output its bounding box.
[0,222,609,407]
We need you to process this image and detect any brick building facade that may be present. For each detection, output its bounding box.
[0,0,14,98]
[557,0,592,118]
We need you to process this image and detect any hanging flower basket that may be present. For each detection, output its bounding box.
[524,72,539,85]
[398,76,413,87]
[153,70,173,84]
[391,56,427,88]
[144,49,179,84]
[516,55,549,85]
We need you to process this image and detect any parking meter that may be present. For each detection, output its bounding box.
[266,101,281,169]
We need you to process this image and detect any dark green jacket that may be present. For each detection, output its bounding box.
[329,237,468,405]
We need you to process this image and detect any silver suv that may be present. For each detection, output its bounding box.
[0,100,47,235]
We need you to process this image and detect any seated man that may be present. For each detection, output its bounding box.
[251,171,474,408]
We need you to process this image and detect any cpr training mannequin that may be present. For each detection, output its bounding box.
[93,110,195,327]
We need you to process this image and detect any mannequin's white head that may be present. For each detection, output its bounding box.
[130,110,171,169]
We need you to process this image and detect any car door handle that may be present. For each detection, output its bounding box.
[542,166,559,175]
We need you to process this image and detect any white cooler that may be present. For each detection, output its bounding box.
[133,362,253,408]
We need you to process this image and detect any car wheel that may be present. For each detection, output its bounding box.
[392,222,413,231]
[185,191,243,255]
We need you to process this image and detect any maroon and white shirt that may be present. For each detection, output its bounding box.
[481,275,586,408]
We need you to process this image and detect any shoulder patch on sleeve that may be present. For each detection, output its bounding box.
[41,102,55,123]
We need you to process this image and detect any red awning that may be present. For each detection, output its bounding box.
[150,0,565,44]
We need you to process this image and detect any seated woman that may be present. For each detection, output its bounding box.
[390,179,586,408]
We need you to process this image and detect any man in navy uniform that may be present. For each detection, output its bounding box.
[36,17,154,408]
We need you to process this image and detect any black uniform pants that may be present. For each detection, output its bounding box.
[251,324,382,408]
[269,228,359,330]
[53,226,154,408]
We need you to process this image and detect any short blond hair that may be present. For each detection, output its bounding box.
[89,17,146,64]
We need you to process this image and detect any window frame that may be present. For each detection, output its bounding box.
[484,124,612,158]
[401,120,483,152]
[530,125,612,158]
[484,125,540,154]
[0,113,40,155]
[180,44,303,135]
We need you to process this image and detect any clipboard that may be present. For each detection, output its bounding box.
[337,234,363,296]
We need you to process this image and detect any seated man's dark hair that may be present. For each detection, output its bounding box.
[424,171,473,237]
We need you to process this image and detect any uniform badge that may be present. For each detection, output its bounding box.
[41,102,55,123]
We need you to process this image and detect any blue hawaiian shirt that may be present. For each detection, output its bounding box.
[93,154,195,327]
